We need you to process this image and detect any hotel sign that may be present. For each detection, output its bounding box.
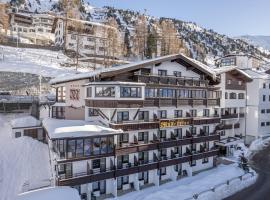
[160,119,191,128]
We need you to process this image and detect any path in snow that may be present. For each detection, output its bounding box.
[0,114,51,200]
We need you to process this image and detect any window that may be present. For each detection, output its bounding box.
[238,80,242,85]
[145,88,156,98]
[52,106,65,119]
[87,37,95,42]
[160,167,166,175]
[267,122,270,126]
[227,79,232,85]
[158,88,174,98]
[267,109,270,113]
[174,128,182,139]
[56,86,66,102]
[84,45,95,50]
[225,92,228,99]
[261,109,265,114]
[158,110,167,119]
[190,159,196,166]
[120,87,141,98]
[173,71,181,77]
[117,111,129,122]
[269,95,270,101]
[263,83,266,88]
[159,130,166,140]
[203,109,210,117]
[70,89,80,100]
[138,111,149,121]
[190,127,197,135]
[238,93,245,99]
[263,95,266,102]
[221,58,236,66]
[261,122,265,127]
[203,157,209,163]
[99,47,105,51]
[76,139,84,157]
[15,132,21,138]
[84,138,92,156]
[88,108,99,117]
[67,140,76,158]
[93,138,100,155]
[190,109,197,117]
[71,34,76,40]
[138,132,148,143]
[229,93,237,99]
[203,126,209,135]
[174,110,183,118]
[86,87,92,97]
[95,86,115,97]
[158,70,167,76]
[119,133,129,143]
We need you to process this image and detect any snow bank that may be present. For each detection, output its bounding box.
[107,164,257,200]
[11,116,41,128]
[0,114,52,200]
[16,186,80,200]
[249,136,270,152]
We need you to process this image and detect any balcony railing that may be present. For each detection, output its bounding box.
[56,149,218,186]
[221,113,245,119]
[134,74,209,87]
[216,123,240,130]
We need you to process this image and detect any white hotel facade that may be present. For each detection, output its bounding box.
[44,54,224,199]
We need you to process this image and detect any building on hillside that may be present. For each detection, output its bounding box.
[9,12,55,45]
[52,17,121,60]
[45,54,223,199]
[215,53,265,69]
[214,67,253,156]
[0,3,9,37]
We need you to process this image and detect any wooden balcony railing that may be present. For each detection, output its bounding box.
[57,149,219,186]
[216,123,240,130]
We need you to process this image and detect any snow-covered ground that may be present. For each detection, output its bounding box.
[0,113,52,200]
[0,45,89,78]
[107,164,256,200]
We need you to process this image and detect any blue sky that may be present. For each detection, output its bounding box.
[88,0,269,37]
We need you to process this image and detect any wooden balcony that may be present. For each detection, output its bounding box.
[192,134,220,143]
[109,121,159,131]
[192,149,219,160]
[216,123,240,130]
[144,98,220,107]
[134,74,208,88]
[192,117,220,125]
[85,99,144,108]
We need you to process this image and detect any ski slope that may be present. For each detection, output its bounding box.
[0,114,52,200]
[0,45,85,78]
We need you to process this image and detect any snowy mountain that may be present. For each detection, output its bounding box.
[236,35,270,51]
[6,0,270,63]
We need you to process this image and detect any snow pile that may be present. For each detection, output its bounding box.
[108,164,257,200]
[0,114,52,200]
[16,186,80,200]
[11,116,40,128]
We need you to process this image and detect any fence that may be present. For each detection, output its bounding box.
[184,171,256,200]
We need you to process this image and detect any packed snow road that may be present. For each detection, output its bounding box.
[225,144,270,200]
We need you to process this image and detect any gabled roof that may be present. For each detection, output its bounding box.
[214,66,253,82]
[50,54,218,85]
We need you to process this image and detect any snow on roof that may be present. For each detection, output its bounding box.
[50,54,217,85]
[11,116,41,128]
[84,81,146,86]
[214,66,253,81]
[242,69,270,79]
[16,187,80,200]
[43,118,122,139]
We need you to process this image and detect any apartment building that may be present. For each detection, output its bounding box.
[216,53,270,144]
[45,54,223,199]
[9,12,55,44]
[214,67,252,155]
[52,17,119,58]
[215,53,265,69]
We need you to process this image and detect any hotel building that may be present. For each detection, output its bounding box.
[45,54,222,199]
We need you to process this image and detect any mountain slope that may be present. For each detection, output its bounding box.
[6,0,270,64]
[237,35,270,51]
